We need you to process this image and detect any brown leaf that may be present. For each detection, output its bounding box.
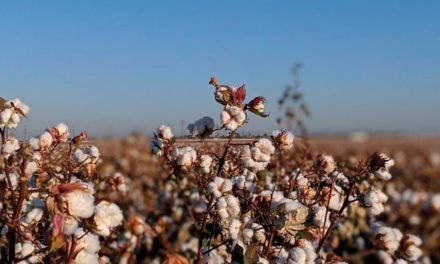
[162,254,189,264]
[0,97,5,109]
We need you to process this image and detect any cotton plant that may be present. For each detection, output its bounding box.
[150,77,430,264]
[0,97,126,264]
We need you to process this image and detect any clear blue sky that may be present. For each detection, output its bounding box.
[1,1,439,137]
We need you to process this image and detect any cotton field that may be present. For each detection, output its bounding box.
[0,78,439,264]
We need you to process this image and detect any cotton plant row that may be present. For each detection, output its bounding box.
[151,77,428,264]
[0,97,135,264]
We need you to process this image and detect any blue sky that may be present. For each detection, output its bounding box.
[1,1,439,137]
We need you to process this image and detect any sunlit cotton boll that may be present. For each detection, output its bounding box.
[373,153,395,181]
[400,235,423,261]
[172,146,197,167]
[65,189,95,218]
[272,130,295,150]
[94,201,123,237]
[208,177,233,198]
[0,98,29,128]
[157,125,173,141]
[371,224,403,253]
[51,123,70,142]
[1,137,20,158]
[75,227,101,253]
[229,219,242,240]
[15,241,35,259]
[64,215,79,235]
[200,154,213,173]
[187,116,215,137]
[364,189,388,216]
[73,251,99,264]
[221,105,246,131]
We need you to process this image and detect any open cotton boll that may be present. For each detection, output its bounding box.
[199,155,213,173]
[221,106,246,131]
[157,125,173,141]
[64,215,79,235]
[172,146,197,167]
[65,189,95,218]
[94,201,123,237]
[364,189,388,216]
[73,250,99,264]
[51,123,70,142]
[329,185,345,211]
[228,219,242,240]
[370,153,395,181]
[15,241,35,259]
[75,228,100,253]
[208,177,233,198]
[1,138,20,158]
[254,138,275,155]
[289,247,307,263]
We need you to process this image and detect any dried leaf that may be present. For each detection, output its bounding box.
[0,97,5,109]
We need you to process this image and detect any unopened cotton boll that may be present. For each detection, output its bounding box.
[65,190,95,218]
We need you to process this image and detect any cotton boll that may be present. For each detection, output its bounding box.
[313,206,330,228]
[289,247,307,263]
[15,241,35,259]
[329,185,345,211]
[221,106,246,131]
[94,201,123,237]
[73,251,99,264]
[75,228,100,253]
[364,189,388,216]
[63,215,79,235]
[255,138,275,155]
[29,137,40,150]
[229,219,242,240]
[0,108,12,124]
[23,208,44,225]
[371,153,395,181]
[208,177,233,198]
[52,123,70,142]
[200,155,213,173]
[226,195,240,217]
[376,250,393,264]
[157,125,173,141]
[66,190,95,218]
